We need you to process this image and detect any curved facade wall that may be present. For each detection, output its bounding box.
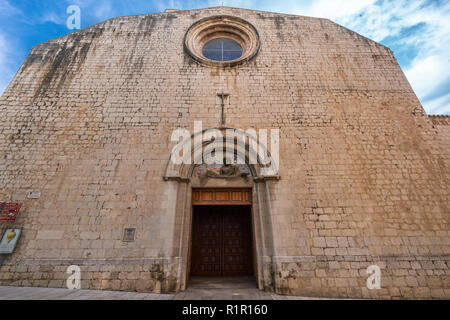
[0,7,449,299]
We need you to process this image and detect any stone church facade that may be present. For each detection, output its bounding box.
[0,6,449,299]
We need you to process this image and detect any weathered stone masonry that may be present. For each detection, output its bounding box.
[0,7,448,298]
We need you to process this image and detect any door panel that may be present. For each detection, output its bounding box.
[222,206,253,276]
[191,206,222,276]
[191,205,253,276]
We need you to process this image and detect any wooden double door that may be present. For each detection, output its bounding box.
[191,205,254,276]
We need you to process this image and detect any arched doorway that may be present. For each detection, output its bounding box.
[162,127,280,292]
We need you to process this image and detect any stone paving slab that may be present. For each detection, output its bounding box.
[0,277,336,300]
[0,286,174,300]
[0,285,336,300]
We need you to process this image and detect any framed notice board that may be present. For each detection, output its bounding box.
[0,228,22,254]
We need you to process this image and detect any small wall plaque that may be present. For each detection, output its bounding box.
[27,191,41,199]
[123,228,136,242]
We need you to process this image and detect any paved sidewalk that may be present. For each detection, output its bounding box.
[0,277,330,300]
[0,286,172,300]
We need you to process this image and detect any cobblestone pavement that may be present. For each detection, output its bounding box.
[0,277,331,300]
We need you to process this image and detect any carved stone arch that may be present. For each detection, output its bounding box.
[163,126,279,182]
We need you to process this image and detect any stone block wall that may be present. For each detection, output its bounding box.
[0,7,448,298]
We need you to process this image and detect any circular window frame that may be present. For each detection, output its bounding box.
[202,38,243,62]
[184,15,260,67]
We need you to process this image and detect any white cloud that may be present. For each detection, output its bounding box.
[405,55,449,100]
[40,11,66,25]
[0,32,16,95]
[0,0,21,16]
[307,0,376,19]
[424,93,450,115]
[94,1,115,21]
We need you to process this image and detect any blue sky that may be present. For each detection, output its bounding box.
[0,0,449,114]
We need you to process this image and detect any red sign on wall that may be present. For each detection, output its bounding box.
[0,203,23,222]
